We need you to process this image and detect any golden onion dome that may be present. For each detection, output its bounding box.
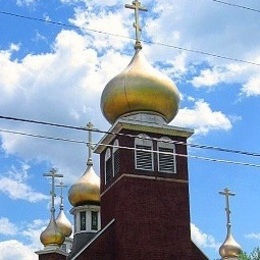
[56,208,72,237]
[219,233,242,259]
[40,214,65,247]
[101,49,180,124]
[68,165,100,207]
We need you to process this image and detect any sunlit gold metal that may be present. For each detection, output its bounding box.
[219,188,242,259]
[40,214,65,247]
[40,169,65,247]
[101,49,180,124]
[56,182,72,237]
[68,165,100,206]
[68,122,100,207]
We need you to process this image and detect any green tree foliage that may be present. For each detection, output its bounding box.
[238,247,260,260]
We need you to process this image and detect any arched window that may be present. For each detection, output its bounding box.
[135,134,154,171]
[113,139,120,177]
[105,148,112,184]
[157,137,176,173]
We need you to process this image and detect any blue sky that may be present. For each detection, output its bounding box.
[0,0,260,259]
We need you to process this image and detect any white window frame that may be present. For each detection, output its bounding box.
[157,137,176,174]
[135,134,154,171]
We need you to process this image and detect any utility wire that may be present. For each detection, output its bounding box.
[0,128,86,144]
[0,127,260,168]
[1,114,260,158]
[211,0,260,14]
[0,10,260,66]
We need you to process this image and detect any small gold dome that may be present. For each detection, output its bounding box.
[40,215,65,247]
[68,165,100,207]
[56,208,72,237]
[101,49,180,124]
[219,233,242,259]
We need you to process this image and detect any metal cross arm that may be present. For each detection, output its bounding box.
[125,0,148,49]
[43,168,63,213]
[219,187,235,233]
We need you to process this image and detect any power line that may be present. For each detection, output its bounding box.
[0,128,86,144]
[0,10,260,66]
[211,0,260,14]
[0,115,86,132]
[1,114,260,158]
[0,127,260,169]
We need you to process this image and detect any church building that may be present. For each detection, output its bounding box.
[35,1,242,259]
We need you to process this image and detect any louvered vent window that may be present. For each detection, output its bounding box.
[105,148,112,185]
[113,140,120,176]
[157,137,176,174]
[135,134,154,171]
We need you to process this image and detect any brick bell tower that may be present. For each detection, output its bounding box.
[93,1,208,259]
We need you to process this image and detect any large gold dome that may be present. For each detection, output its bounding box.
[40,215,65,247]
[219,233,242,258]
[68,165,100,207]
[101,49,180,124]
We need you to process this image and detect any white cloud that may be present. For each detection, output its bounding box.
[191,68,223,88]
[0,165,48,202]
[245,233,260,240]
[0,240,37,260]
[16,0,37,7]
[21,219,47,249]
[69,5,130,51]
[191,223,220,250]
[172,99,232,135]
[241,76,260,97]
[60,0,120,7]
[0,218,18,236]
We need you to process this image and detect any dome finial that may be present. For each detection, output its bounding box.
[68,123,100,207]
[125,0,147,50]
[219,188,242,259]
[43,168,63,218]
[56,181,66,210]
[86,122,94,166]
[40,169,65,247]
[56,181,72,237]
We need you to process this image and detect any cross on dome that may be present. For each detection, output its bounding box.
[219,187,235,233]
[43,168,63,214]
[125,0,147,49]
[86,122,94,166]
[56,181,67,207]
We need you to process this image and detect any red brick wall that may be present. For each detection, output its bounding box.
[38,252,67,260]
[100,175,199,259]
[75,222,115,260]
[94,127,208,259]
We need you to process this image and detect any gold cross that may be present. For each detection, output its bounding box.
[219,187,235,233]
[43,168,63,214]
[125,0,148,49]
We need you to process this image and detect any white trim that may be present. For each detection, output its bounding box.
[135,134,154,171]
[35,247,68,257]
[157,136,176,173]
[94,119,194,154]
